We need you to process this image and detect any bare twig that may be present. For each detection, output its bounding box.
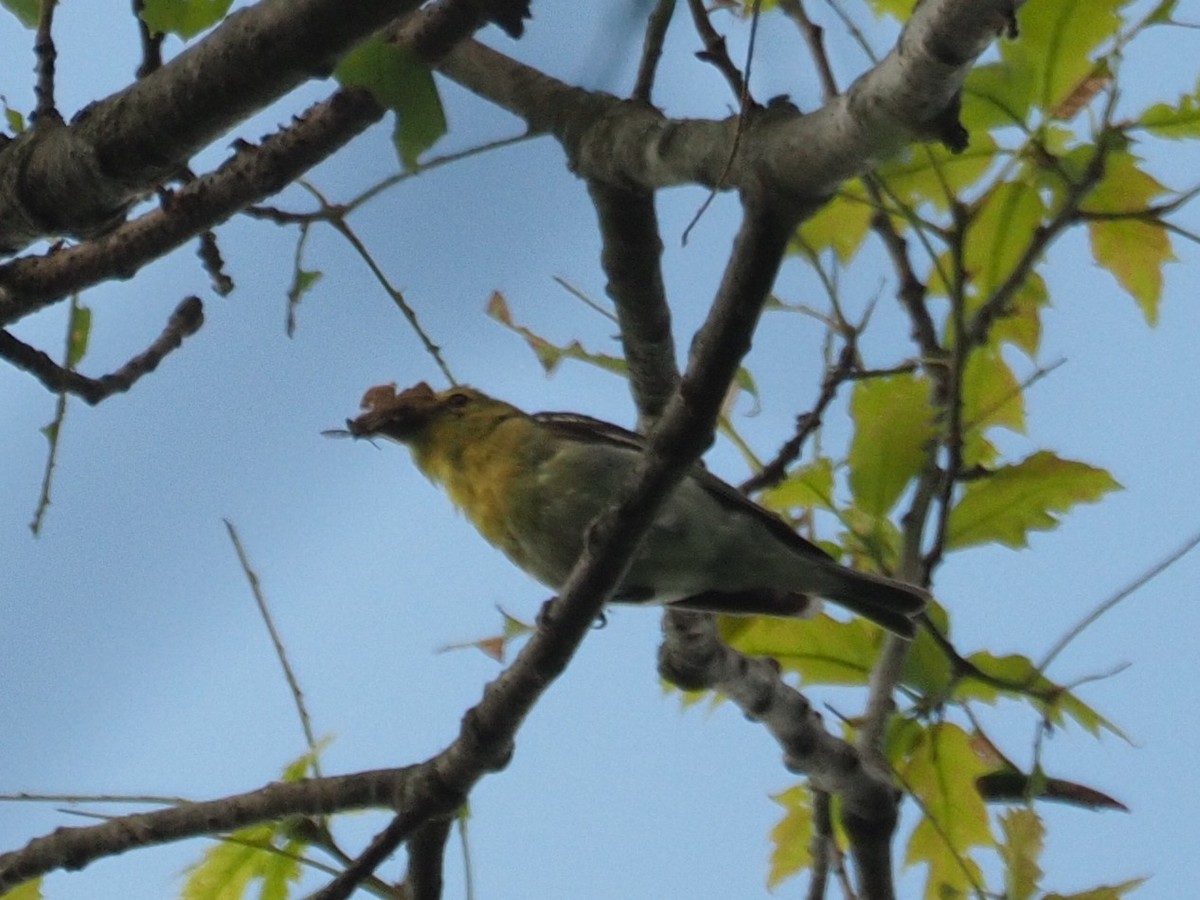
[297,182,455,384]
[739,336,857,494]
[680,0,762,245]
[685,0,746,99]
[632,0,677,103]
[0,296,204,405]
[1039,528,1200,672]
[33,0,60,123]
[224,520,321,767]
[778,0,839,101]
[131,0,164,78]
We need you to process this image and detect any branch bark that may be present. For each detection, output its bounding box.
[0,0,426,254]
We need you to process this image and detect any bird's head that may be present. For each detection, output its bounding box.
[346,382,515,446]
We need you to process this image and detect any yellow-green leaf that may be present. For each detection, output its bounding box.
[1087,218,1174,325]
[1138,79,1200,139]
[960,349,1025,469]
[963,62,1036,132]
[66,302,91,369]
[1000,808,1045,900]
[767,785,814,889]
[875,133,1000,214]
[182,824,302,900]
[335,35,446,171]
[0,0,38,28]
[986,271,1047,358]
[966,182,1046,301]
[1079,151,1174,322]
[863,0,916,20]
[0,877,43,900]
[1083,150,1170,213]
[1003,0,1124,114]
[901,723,993,896]
[793,183,873,262]
[760,458,835,513]
[140,0,234,39]
[719,615,881,686]
[848,374,934,516]
[946,451,1120,550]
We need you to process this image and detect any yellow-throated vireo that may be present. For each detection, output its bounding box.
[347,382,928,636]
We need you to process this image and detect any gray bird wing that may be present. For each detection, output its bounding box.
[532,411,836,566]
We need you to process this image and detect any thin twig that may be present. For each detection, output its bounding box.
[778,0,839,101]
[806,788,832,900]
[681,0,762,245]
[0,296,204,405]
[739,335,857,493]
[1038,528,1200,672]
[33,0,60,123]
[296,182,455,384]
[132,0,164,78]
[632,0,677,103]
[223,520,321,768]
[685,0,746,98]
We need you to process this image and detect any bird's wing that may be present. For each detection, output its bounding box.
[533,411,835,565]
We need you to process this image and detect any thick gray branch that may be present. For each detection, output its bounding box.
[0,0,424,254]
[439,0,1019,199]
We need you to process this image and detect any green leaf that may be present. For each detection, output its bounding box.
[1000,808,1044,900]
[847,374,934,516]
[66,302,91,369]
[1087,218,1174,324]
[767,785,813,889]
[336,35,447,171]
[986,271,1047,358]
[1145,0,1178,25]
[2,97,26,132]
[0,877,43,900]
[863,0,916,19]
[1080,151,1175,322]
[960,349,1025,468]
[759,458,835,513]
[875,134,1001,213]
[719,615,882,686]
[0,0,38,28]
[900,602,954,699]
[140,0,234,39]
[946,451,1120,550]
[958,651,1127,739]
[962,62,1036,132]
[793,183,873,262]
[182,823,302,900]
[1138,80,1200,139]
[901,723,993,897]
[1003,0,1123,114]
[965,182,1046,302]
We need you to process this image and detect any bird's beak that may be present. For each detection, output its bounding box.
[346,381,440,442]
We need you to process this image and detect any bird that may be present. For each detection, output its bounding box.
[346,382,929,637]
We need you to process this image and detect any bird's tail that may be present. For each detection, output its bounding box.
[815,565,929,638]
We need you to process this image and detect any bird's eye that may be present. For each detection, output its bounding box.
[446,392,470,409]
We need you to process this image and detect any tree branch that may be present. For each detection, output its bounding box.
[586,180,679,426]
[658,612,900,897]
[0,0,428,254]
[439,0,1021,198]
[0,295,203,403]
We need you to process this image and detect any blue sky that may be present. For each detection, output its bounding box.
[3,2,1200,898]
